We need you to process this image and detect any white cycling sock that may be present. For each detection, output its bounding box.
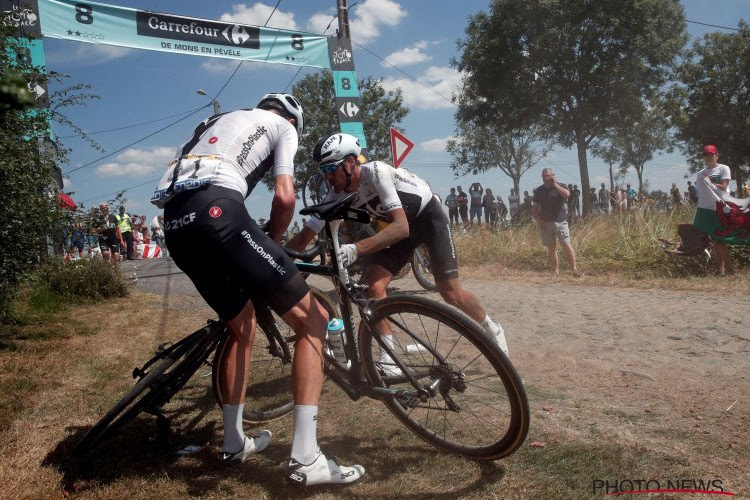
[291,405,319,464]
[222,403,245,452]
[379,334,396,362]
[482,315,502,336]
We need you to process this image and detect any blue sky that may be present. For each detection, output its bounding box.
[43,0,749,223]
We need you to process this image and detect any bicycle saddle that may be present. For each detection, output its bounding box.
[299,192,372,224]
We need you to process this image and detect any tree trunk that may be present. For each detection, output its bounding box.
[576,135,591,216]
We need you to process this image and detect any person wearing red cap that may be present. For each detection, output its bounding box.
[693,144,733,275]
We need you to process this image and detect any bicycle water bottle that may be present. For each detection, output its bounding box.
[326,318,347,364]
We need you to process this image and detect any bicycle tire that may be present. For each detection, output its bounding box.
[212,287,339,424]
[358,295,529,460]
[411,244,438,292]
[73,322,223,456]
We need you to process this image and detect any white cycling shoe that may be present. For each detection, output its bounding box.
[218,430,272,464]
[286,450,365,487]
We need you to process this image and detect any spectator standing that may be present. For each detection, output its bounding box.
[445,187,459,227]
[693,144,733,276]
[531,168,581,277]
[522,190,533,220]
[468,182,483,225]
[598,183,609,213]
[116,205,136,260]
[97,203,124,262]
[151,214,166,249]
[456,186,469,227]
[495,195,508,225]
[508,188,520,219]
[670,183,682,208]
[626,184,637,210]
[482,188,495,224]
[571,185,581,218]
[85,207,101,257]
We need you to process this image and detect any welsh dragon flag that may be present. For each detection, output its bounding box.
[693,176,750,245]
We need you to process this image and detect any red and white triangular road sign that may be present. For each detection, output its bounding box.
[390,128,414,168]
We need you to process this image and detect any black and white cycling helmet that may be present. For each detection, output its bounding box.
[312,133,361,166]
[257,93,304,135]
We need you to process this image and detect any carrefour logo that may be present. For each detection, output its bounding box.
[136,12,259,49]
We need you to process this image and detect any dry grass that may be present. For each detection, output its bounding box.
[454,206,750,281]
[2,217,749,499]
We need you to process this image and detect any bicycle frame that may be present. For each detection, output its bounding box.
[293,205,438,404]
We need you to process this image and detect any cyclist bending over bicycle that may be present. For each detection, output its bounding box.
[286,133,509,365]
[151,94,363,486]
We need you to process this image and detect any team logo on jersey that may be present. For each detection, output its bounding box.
[209,206,222,218]
[209,136,219,144]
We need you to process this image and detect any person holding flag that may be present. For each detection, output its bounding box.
[692,144,749,276]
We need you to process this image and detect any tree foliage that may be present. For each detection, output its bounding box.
[452,0,688,214]
[446,121,551,193]
[0,30,98,321]
[592,97,673,193]
[667,20,750,184]
[261,71,409,194]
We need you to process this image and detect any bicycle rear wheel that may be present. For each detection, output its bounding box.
[411,244,438,291]
[73,321,223,456]
[359,295,529,461]
[212,287,339,424]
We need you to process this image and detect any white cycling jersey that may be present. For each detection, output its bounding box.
[306,161,434,233]
[151,108,297,207]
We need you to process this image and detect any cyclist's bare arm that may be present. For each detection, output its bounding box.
[269,173,295,243]
[353,208,408,256]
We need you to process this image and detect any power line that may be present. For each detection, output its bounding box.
[57,107,200,138]
[352,40,454,106]
[686,19,741,32]
[80,177,161,204]
[63,103,209,175]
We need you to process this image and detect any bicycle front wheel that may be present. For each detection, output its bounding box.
[73,322,223,456]
[359,296,529,461]
[212,287,339,424]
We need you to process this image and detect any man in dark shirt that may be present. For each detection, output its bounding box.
[531,168,581,277]
[445,187,459,226]
[456,186,469,227]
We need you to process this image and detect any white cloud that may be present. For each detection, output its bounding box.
[219,3,299,31]
[307,0,407,43]
[420,136,453,153]
[381,66,461,109]
[96,146,175,178]
[351,0,407,44]
[46,44,131,66]
[383,41,432,67]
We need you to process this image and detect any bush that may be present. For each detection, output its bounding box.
[36,258,129,301]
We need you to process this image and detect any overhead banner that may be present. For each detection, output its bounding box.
[37,0,331,68]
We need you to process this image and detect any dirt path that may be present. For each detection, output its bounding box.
[425,273,750,494]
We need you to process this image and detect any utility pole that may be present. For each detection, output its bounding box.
[337,0,350,38]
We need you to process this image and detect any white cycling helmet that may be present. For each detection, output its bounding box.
[257,93,304,135]
[313,133,361,166]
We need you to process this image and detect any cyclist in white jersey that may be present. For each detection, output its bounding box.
[287,133,509,362]
[151,95,363,487]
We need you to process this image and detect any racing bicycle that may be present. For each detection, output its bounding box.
[73,193,529,461]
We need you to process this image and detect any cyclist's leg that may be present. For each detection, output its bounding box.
[279,292,364,485]
[419,202,508,353]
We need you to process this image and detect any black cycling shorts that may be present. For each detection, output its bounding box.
[371,196,459,282]
[164,185,309,321]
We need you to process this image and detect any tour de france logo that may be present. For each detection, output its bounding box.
[332,47,352,65]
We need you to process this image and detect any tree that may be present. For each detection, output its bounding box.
[446,120,551,194]
[668,21,750,187]
[452,0,688,215]
[592,98,673,194]
[0,29,99,320]
[261,71,409,194]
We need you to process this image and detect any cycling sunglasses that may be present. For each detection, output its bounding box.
[319,159,344,175]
